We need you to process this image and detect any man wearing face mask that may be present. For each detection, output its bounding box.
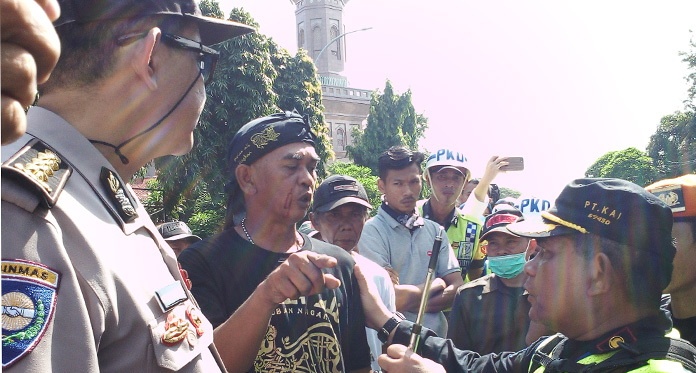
[447,205,535,354]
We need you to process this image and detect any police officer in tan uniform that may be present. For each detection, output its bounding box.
[0,0,258,370]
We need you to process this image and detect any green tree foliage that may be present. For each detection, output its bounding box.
[585,151,617,179]
[499,187,522,199]
[143,178,224,237]
[149,2,331,237]
[646,111,696,179]
[270,44,333,177]
[326,161,381,214]
[585,147,659,187]
[347,80,428,173]
[681,30,696,110]
[641,31,696,181]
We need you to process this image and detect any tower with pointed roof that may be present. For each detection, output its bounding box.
[291,0,370,161]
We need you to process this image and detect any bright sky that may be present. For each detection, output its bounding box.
[219,0,695,199]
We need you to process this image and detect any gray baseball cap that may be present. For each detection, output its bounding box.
[158,221,201,242]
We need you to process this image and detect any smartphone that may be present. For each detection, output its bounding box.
[500,157,524,171]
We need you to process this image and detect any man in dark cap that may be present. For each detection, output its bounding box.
[353,178,696,372]
[158,221,201,257]
[447,205,534,354]
[309,175,396,372]
[309,174,374,249]
[1,0,254,370]
[179,112,372,373]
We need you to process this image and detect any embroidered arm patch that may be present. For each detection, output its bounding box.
[2,259,60,368]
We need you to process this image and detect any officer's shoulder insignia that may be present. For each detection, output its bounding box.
[1,139,72,208]
[100,167,138,222]
[1,259,60,368]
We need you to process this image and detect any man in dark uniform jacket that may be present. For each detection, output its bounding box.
[447,206,533,354]
[354,178,696,372]
[179,113,371,373]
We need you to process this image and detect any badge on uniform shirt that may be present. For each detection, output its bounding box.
[149,301,214,370]
[1,260,60,368]
[596,326,637,352]
[155,281,189,313]
[457,221,479,269]
[650,184,686,213]
[100,167,138,222]
[1,139,72,208]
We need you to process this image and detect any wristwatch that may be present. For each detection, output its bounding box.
[378,312,405,343]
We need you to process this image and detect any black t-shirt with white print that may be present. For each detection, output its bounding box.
[179,228,371,372]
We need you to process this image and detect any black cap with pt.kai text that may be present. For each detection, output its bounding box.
[507,178,675,253]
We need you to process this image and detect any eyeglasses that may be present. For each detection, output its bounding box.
[117,32,220,85]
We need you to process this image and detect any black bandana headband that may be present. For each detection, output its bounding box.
[224,112,317,223]
[227,111,316,173]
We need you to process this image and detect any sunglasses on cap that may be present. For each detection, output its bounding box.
[116,32,219,85]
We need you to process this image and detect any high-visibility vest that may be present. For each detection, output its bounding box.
[417,206,485,278]
[528,333,695,372]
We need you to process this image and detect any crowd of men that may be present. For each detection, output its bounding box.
[1,0,695,371]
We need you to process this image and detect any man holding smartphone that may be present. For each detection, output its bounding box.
[418,150,511,282]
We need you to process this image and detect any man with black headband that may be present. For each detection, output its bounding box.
[353,178,696,372]
[0,0,256,370]
[178,112,372,373]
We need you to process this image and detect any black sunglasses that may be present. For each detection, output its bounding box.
[117,32,220,85]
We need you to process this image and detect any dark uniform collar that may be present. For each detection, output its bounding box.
[481,274,526,295]
[560,313,673,360]
[421,199,458,230]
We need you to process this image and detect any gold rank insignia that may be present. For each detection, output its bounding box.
[100,167,138,222]
[186,306,205,337]
[1,139,72,208]
[161,311,190,346]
